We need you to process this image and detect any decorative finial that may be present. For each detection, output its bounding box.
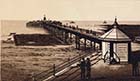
[115,16,117,22]
[43,14,46,21]
[113,16,118,27]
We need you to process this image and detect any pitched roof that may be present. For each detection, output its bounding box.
[101,26,131,41]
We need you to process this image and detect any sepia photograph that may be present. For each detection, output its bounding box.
[0,0,140,81]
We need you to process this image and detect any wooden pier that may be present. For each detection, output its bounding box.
[25,19,140,81]
[42,21,102,51]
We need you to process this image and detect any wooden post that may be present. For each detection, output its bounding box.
[13,35,18,46]
[55,28,57,37]
[53,64,56,76]
[78,37,80,50]
[53,28,55,36]
[53,28,56,36]
[79,53,81,62]
[75,35,78,49]
[93,42,96,51]
[69,33,72,43]
[110,42,114,64]
[84,38,87,50]
[68,58,70,66]
[61,30,63,40]
[62,31,65,41]
[128,42,132,63]
[57,30,60,39]
[56,28,59,37]
[64,32,67,43]
[99,42,102,50]
[90,41,92,48]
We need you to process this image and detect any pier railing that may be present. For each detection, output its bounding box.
[31,49,99,81]
[26,20,102,81]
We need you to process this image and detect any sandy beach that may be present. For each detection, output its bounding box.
[1,20,140,81]
[1,42,88,81]
[1,42,140,81]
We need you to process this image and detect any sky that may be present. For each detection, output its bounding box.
[0,0,140,21]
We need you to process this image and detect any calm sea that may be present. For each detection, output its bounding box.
[1,20,140,41]
[1,20,47,40]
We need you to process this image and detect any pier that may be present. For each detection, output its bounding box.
[43,21,102,50]
[24,18,140,81]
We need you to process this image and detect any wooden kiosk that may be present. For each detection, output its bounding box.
[100,18,132,64]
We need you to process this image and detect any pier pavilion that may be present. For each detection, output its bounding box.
[100,18,131,64]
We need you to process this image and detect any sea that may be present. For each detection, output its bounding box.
[1,20,140,41]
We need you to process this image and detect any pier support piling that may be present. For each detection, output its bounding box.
[84,38,87,50]
[90,41,92,48]
[77,36,80,50]
[75,35,78,49]
[93,42,96,50]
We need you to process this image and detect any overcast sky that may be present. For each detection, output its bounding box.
[0,0,140,21]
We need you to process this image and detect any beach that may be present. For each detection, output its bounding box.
[1,42,87,81]
[0,20,79,81]
[1,20,140,81]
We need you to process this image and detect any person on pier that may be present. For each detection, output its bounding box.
[80,58,86,80]
[86,58,91,80]
[132,60,139,76]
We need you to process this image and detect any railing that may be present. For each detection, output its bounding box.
[113,52,120,63]
[26,21,102,81]
[104,51,109,63]
[104,51,120,64]
[45,23,101,41]
[31,50,98,81]
[54,54,102,81]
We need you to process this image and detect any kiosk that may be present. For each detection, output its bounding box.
[100,18,131,64]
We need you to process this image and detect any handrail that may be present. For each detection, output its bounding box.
[27,21,101,81]
[104,51,109,62]
[103,50,120,64]
[45,23,101,42]
[113,52,120,63]
[32,50,97,81]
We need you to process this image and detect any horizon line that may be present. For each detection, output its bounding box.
[1,19,140,22]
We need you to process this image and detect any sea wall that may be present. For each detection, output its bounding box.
[13,34,64,46]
